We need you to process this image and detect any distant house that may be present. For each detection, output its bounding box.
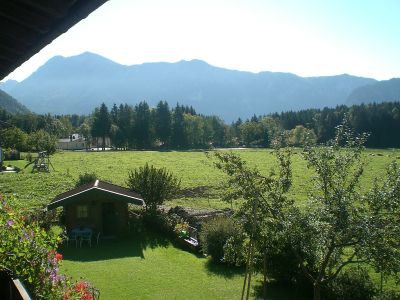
[58,133,87,150]
[47,180,144,235]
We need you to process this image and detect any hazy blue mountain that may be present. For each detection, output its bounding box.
[0,79,19,91]
[0,89,30,114]
[347,78,400,104]
[1,52,377,121]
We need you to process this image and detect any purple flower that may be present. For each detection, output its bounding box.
[6,220,14,227]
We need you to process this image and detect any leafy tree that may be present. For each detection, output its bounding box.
[213,148,292,299]
[184,114,205,148]
[91,103,111,150]
[26,129,57,154]
[214,119,400,300]
[364,161,400,293]
[0,127,28,151]
[284,121,370,300]
[287,125,317,146]
[127,163,181,211]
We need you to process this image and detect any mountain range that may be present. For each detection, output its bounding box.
[0,88,29,114]
[1,52,399,121]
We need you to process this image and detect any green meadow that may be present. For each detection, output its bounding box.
[2,148,400,298]
[1,148,399,210]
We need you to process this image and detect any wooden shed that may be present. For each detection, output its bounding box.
[47,180,144,235]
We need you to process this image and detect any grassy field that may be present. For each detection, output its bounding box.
[1,148,399,210]
[2,148,399,297]
[59,229,307,300]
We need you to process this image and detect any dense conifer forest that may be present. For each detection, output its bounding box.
[1,101,400,152]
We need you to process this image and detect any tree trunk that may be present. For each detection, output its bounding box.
[241,239,252,300]
[313,283,321,300]
[102,136,105,151]
[263,250,267,300]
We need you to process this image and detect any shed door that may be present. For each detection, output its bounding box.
[102,202,117,235]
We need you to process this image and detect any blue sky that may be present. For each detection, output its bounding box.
[4,0,400,81]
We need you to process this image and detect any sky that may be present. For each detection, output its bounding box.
[3,0,400,82]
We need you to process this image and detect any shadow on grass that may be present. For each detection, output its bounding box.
[59,228,170,262]
[253,280,311,300]
[204,259,245,278]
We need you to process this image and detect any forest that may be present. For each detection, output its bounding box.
[1,101,400,153]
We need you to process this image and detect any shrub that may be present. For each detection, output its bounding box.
[127,163,181,211]
[222,227,247,266]
[199,216,239,262]
[374,290,400,300]
[324,266,377,300]
[76,172,97,187]
[264,242,306,286]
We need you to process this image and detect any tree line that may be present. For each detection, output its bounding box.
[1,101,400,152]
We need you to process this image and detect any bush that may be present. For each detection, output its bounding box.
[199,216,240,262]
[142,209,177,236]
[264,242,307,286]
[76,172,97,187]
[127,163,181,211]
[324,266,377,300]
[374,290,400,300]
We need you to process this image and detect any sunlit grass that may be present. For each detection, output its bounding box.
[1,148,399,210]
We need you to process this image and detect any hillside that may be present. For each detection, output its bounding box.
[0,88,29,114]
[347,78,400,104]
[1,52,376,121]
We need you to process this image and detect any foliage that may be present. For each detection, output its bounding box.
[154,101,172,147]
[91,102,111,150]
[0,195,95,299]
[286,125,317,146]
[26,129,57,154]
[199,216,241,262]
[76,172,98,187]
[213,147,293,298]
[213,119,400,299]
[222,224,247,266]
[127,163,181,211]
[324,267,376,300]
[0,127,28,150]
[364,161,400,285]
[272,102,400,148]
[282,120,371,299]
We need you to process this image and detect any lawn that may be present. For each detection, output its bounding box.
[59,229,306,300]
[1,148,399,210]
[2,148,400,297]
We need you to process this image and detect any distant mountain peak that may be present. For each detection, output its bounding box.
[1,51,385,121]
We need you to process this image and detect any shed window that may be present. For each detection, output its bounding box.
[77,205,88,218]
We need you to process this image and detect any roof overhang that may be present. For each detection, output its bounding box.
[47,187,144,210]
[0,0,108,80]
[47,180,145,210]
